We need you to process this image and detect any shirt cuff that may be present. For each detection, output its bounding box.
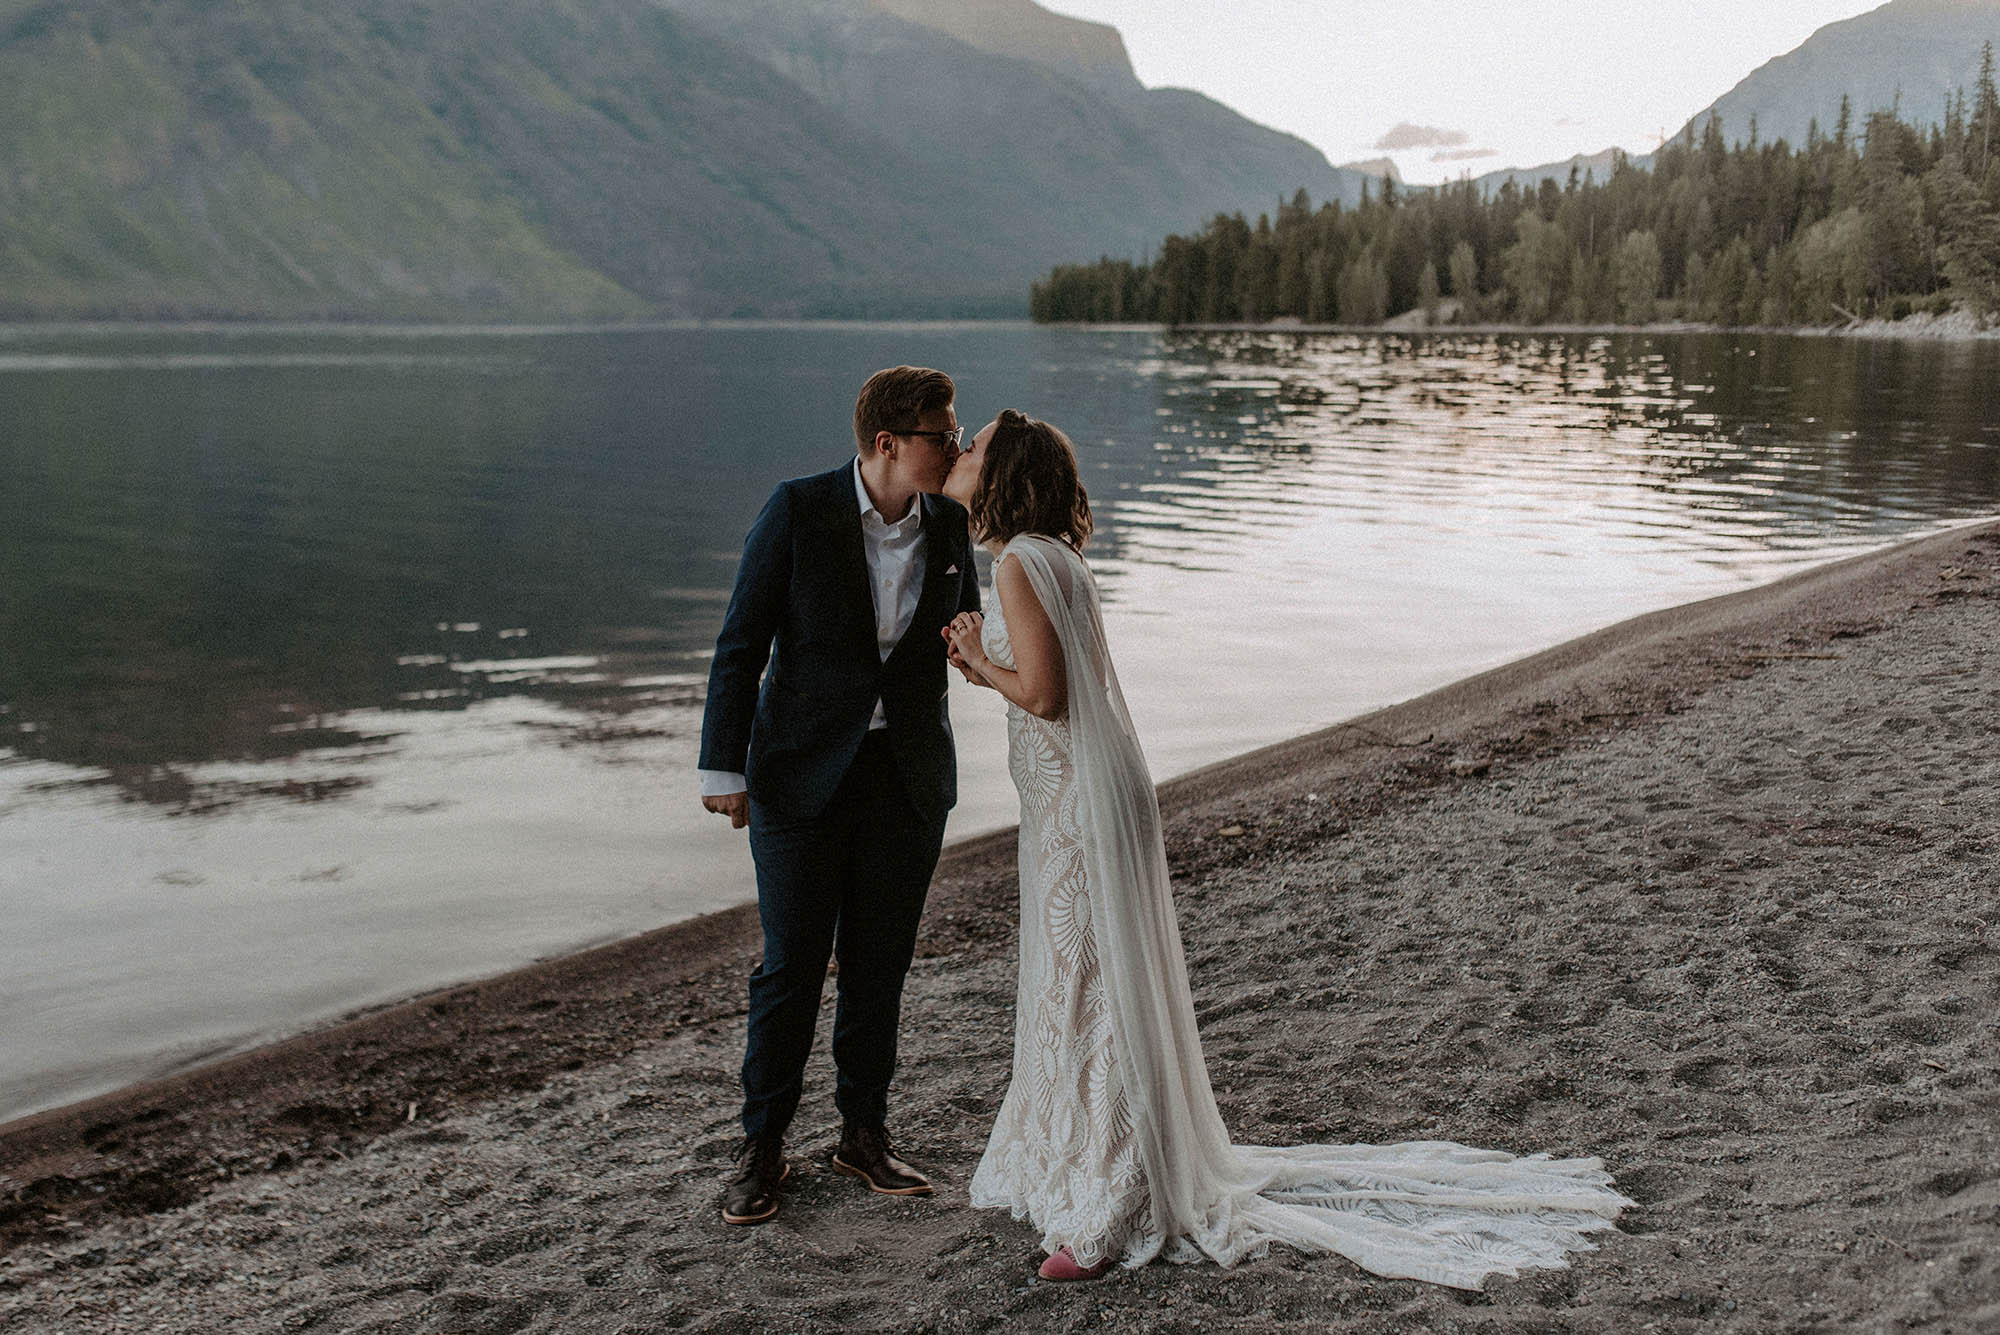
[699,769,748,798]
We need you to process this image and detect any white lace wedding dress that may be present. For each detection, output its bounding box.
[966,534,1631,1288]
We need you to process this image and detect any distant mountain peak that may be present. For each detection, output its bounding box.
[1470,147,1629,194]
[867,0,1139,89]
[1339,157,1403,183]
[1677,0,2000,148]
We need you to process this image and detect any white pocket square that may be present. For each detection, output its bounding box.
[946,564,960,574]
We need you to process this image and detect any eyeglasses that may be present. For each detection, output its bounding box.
[897,425,964,451]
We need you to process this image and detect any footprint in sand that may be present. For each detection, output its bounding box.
[1670,1055,1734,1089]
[1881,1012,1956,1046]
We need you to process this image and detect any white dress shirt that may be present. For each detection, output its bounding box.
[699,458,927,798]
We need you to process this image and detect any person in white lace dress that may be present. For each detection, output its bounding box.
[940,410,1632,1287]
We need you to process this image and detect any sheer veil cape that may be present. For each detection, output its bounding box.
[1002,534,1630,1289]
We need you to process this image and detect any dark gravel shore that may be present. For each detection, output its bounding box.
[4,519,1997,1333]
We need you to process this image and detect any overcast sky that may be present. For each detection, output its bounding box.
[1044,1,1886,183]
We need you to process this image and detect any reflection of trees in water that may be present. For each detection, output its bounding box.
[28,764,372,816]
[1597,335,2000,520]
[1099,331,2000,558]
[4,644,695,805]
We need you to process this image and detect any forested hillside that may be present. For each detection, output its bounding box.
[1032,49,2000,328]
[0,0,972,319]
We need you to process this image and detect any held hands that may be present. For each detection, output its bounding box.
[944,612,990,685]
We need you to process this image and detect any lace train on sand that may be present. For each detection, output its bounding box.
[966,536,1630,1287]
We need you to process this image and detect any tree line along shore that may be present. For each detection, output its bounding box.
[1032,48,2000,331]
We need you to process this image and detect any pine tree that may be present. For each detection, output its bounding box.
[1241,214,1280,321]
[1611,230,1662,323]
[1975,42,1999,184]
[1701,112,1728,173]
[1305,250,1332,323]
[1447,240,1479,318]
[1860,111,1929,303]
[1200,214,1251,322]
[1930,149,2000,312]
[1335,249,1389,324]
[1501,211,1570,321]
[1702,236,1754,325]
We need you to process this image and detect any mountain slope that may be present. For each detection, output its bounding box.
[1678,0,2000,147]
[0,0,1024,318]
[650,0,1372,249]
[1,0,624,318]
[867,0,1140,93]
[0,0,1368,320]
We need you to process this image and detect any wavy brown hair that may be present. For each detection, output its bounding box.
[969,409,1093,552]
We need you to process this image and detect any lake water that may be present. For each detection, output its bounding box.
[3,322,1998,1123]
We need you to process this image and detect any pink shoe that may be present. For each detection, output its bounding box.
[1038,1246,1115,1281]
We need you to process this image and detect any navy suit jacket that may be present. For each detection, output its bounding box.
[699,463,981,824]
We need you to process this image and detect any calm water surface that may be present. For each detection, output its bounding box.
[3,322,1997,1121]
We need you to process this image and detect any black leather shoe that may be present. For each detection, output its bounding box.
[831,1123,933,1196]
[721,1137,789,1225]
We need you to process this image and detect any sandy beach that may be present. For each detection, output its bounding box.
[3,518,1997,1334]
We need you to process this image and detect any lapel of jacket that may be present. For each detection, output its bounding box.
[817,462,877,658]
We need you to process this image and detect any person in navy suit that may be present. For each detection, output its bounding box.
[699,365,980,1226]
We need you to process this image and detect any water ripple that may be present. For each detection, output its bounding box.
[1068,332,2000,581]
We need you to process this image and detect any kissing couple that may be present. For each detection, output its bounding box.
[698,366,1630,1286]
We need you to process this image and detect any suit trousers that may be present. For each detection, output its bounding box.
[741,730,947,1141]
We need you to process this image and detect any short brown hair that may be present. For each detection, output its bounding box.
[969,409,1093,552]
[853,365,955,454]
